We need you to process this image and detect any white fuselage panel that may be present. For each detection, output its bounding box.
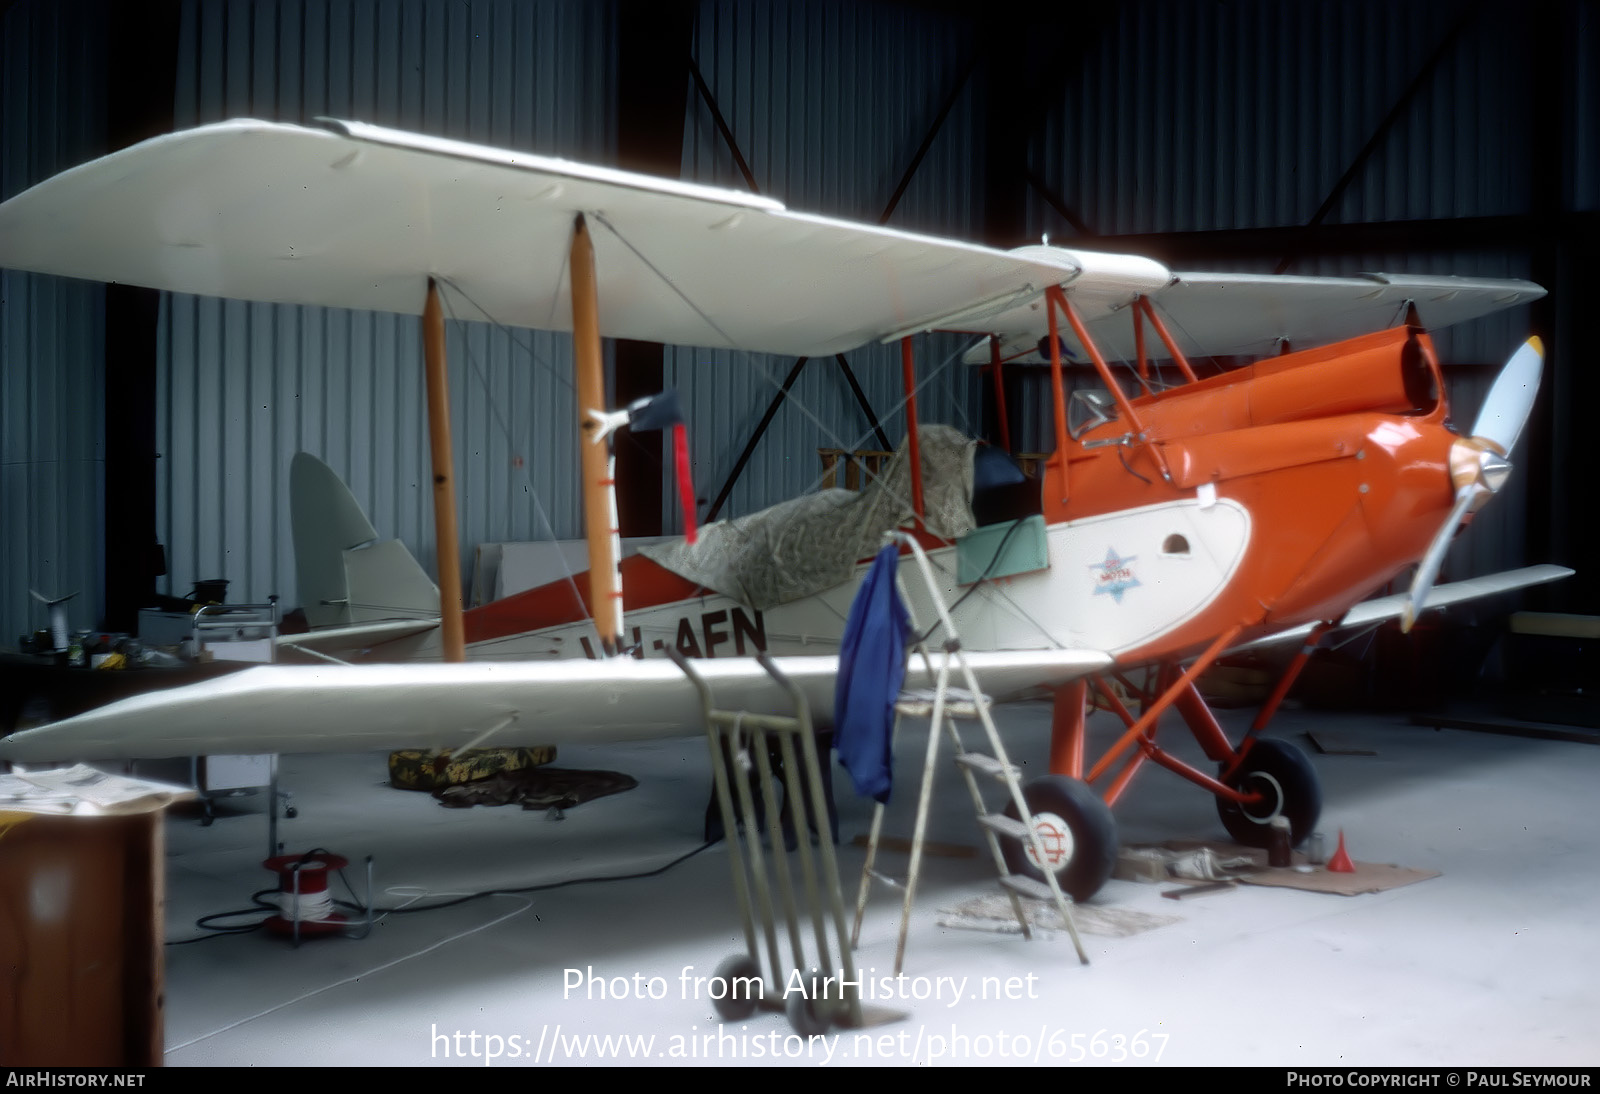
[455,497,1251,664]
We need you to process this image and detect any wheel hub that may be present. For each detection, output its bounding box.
[1022,811,1077,874]
[1237,770,1285,826]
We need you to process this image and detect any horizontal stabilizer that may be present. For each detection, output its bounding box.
[275,618,439,657]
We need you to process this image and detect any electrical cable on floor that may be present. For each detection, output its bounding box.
[330,838,715,919]
[165,840,714,945]
[167,890,284,943]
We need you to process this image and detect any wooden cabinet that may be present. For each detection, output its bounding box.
[0,802,169,1066]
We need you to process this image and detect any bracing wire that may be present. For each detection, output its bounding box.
[433,278,592,624]
[585,211,986,530]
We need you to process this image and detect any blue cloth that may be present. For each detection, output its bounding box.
[833,544,909,803]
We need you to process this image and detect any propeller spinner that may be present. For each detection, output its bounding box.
[1402,337,1544,632]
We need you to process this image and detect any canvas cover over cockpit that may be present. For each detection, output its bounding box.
[641,426,979,610]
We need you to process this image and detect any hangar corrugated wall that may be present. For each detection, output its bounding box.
[156,0,996,603]
[157,0,613,611]
[670,0,988,527]
[1009,0,1582,591]
[2,0,1593,644]
[1,2,107,649]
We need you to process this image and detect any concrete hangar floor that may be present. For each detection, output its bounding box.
[151,700,1598,1068]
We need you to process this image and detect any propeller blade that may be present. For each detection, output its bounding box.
[1470,336,1543,455]
[1404,338,1542,633]
[1402,484,1479,634]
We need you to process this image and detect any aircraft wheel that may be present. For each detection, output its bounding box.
[1216,738,1321,848]
[1000,776,1118,903]
[785,972,831,1037]
[710,954,761,1022]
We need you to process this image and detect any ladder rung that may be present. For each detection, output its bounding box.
[955,753,1020,780]
[978,813,1031,840]
[894,687,990,719]
[1000,874,1060,902]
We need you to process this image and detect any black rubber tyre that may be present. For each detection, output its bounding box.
[1216,738,1322,848]
[710,954,761,1022]
[1000,775,1119,903]
[785,972,831,1037]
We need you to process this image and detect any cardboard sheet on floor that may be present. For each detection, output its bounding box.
[1163,839,1439,896]
[1241,859,1439,895]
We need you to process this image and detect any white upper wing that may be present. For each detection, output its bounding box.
[0,649,1110,762]
[0,118,1156,359]
[0,116,1548,358]
[2,118,1538,362]
[965,269,1545,364]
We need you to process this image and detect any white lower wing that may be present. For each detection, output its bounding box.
[0,649,1110,763]
[1235,565,1574,652]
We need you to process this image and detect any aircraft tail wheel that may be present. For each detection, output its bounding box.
[1000,775,1118,903]
[710,954,761,1022]
[1216,738,1322,848]
[785,972,832,1037]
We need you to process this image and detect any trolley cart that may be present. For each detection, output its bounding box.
[672,650,900,1034]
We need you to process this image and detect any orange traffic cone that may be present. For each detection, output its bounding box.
[1327,828,1355,873]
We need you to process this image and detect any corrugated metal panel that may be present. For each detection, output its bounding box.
[158,0,613,609]
[0,1,108,646]
[1030,1,1537,238]
[667,1,986,528]
[1015,0,1556,579]
[1574,1,1599,212]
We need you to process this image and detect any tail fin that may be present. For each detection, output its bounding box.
[290,453,439,627]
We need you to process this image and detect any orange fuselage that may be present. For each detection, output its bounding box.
[1045,325,1456,662]
[459,325,1461,668]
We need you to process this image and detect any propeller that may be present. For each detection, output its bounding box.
[1402,337,1543,632]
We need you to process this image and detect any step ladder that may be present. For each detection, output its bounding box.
[850,532,1088,973]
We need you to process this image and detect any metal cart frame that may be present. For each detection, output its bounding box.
[673,650,897,1034]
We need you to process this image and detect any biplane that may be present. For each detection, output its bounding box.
[0,119,1570,902]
